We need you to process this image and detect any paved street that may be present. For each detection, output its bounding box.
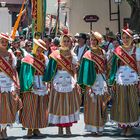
[7,110,140,140]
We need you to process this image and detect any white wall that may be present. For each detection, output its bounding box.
[67,0,131,35]
[0,7,12,34]
[46,0,66,27]
[46,0,57,15]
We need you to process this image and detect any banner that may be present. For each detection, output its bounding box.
[32,0,46,37]
[11,0,26,40]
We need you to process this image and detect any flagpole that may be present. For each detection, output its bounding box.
[57,0,60,36]
[64,11,67,27]
[48,15,52,35]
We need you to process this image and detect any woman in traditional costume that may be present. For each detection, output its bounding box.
[78,32,111,135]
[19,39,49,137]
[109,28,140,136]
[43,34,81,135]
[0,33,22,139]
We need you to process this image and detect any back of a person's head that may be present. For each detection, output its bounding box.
[53,37,60,46]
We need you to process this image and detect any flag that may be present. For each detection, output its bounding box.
[11,0,26,40]
[31,0,46,38]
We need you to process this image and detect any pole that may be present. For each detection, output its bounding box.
[64,11,67,26]
[118,3,121,33]
[57,0,60,35]
[90,22,93,33]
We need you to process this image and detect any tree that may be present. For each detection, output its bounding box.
[126,0,140,32]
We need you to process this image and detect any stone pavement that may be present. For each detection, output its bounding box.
[7,111,140,140]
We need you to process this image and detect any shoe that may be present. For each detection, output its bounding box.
[91,132,97,135]
[66,127,71,135]
[2,129,8,139]
[125,127,133,137]
[33,129,43,136]
[58,127,63,136]
[120,128,127,136]
[27,129,33,138]
[97,132,103,136]
[22,127,26,130]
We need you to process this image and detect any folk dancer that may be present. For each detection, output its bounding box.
[108,28,140,136]
[0,33,22,139]
[19,39,49,137]
[78,31,111,135]
[43,34,81,135]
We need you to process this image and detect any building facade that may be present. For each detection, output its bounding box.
[63,0,131,35]
[0,0,25,33]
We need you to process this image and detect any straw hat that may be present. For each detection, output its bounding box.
[122,28,133,38]
[106,31,116,39]
[33,38,47,51]
[91,31,103,42]
[38,39,46,47]
[74,33,79,38]
[133,34,140,40]
[0,33,13,41]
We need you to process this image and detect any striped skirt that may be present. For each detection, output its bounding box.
[84,93,111,132]
[48,87,81,126]
[20,92,49,129]
[111,84,140,127]
[0,92,22,124]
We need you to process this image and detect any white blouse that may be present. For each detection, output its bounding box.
[90,74,107,95]
[32,56,49,96]
[116,48,140,85]
[53,55,78,93]
[0,53,17,93]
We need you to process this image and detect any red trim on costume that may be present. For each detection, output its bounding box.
[22,54,45,75]
[114,46,137,72]
[50,50,74,76]
[56,121,77,127]
[0,55,19,88]
[83,50,105,73]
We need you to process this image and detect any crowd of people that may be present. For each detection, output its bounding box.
[0,27,140,139]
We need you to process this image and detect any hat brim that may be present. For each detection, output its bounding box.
[0,32,13,41]
[38,39,46,47]
[33,39,47,51]
[122,29,132,38]
[107,34,116,39]
[133,35,140,40]
[74,35,79,38]
[77,36,87,40]
[134,37,140,40]
[0,34,13,41]
[92,32,103,42]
